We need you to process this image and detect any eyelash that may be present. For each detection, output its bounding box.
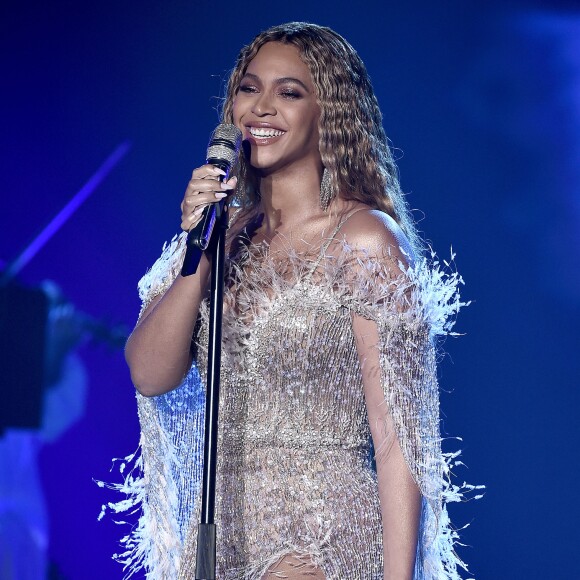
[238,85,301,100]
[280,90,300,100]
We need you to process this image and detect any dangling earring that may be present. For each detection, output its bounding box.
[320,167,333,211]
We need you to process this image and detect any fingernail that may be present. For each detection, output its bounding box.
[221,182,234,190]
[193,206,204,215]
[213,167,226,176]
[215,192,228,199]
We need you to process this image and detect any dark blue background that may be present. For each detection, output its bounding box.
[2,1,579,577]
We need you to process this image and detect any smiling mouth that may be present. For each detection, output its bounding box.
[248,127,286,139]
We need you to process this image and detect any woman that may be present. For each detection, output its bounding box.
[116,22,473,580]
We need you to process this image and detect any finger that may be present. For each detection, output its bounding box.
[181,178,236,211]
[181,189,228,211]
[191,164,226,180]
[224,175,238,189]
[184,177,235,199]
[180,187,230,224]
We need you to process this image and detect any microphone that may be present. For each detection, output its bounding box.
[181,124,242,276]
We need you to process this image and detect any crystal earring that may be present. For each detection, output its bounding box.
[320,167,333,211]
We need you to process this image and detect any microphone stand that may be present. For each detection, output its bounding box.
[195,198,228,580]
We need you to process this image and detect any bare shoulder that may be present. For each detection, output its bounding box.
[337,208,416,266]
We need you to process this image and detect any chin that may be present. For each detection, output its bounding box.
[248,152,281,172]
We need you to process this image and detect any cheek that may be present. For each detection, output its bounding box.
[302,103,320,137]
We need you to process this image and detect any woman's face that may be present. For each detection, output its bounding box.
[232,41,321,175]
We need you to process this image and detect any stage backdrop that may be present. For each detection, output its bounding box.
[2,0,579,578]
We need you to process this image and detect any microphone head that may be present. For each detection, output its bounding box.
[206,123,243,170]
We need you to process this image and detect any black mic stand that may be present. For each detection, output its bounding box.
[194,198,228,580]
[181,123,241,578]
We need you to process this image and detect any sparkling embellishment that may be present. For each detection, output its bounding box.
[319,167,333,211]
[103,225,477,579]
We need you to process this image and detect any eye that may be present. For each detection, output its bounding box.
[239,84,258,94]
[279,88,301,100]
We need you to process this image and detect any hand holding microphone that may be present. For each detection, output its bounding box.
[180,165,236,233]
[181,124,242,276]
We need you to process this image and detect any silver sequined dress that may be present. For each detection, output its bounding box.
[104,220,474,579]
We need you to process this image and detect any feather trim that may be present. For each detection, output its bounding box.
[96,394,188,579]
[96,445,150,578]
[222,240,482,579]
[104,232,482,579]
[137,232,187,315]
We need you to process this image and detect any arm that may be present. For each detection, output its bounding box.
[343,209,421,578]
[125,257,210,397]
[354,313,421,579]
[125,165,236,397]
[342,209,471,578]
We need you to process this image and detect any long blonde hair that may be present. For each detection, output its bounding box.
[223,22,422,255]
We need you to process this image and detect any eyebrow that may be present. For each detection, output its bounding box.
[241,72,310,92]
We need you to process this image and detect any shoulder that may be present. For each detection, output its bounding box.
[337,207,416,267]
[138,231,187,305]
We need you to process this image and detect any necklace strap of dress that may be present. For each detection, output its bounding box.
[306,207,369,278]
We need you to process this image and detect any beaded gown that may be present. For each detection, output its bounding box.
[102,214,473,579]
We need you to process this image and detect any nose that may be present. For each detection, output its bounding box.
[252,91,276,117]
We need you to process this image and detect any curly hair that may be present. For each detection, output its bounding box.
[223,22,422,254]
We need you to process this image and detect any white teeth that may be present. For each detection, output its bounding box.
[249,127,285,138]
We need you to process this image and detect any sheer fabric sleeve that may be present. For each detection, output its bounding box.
[97,232,205,579]
[343,247,476,579]
[137,231,188,317]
